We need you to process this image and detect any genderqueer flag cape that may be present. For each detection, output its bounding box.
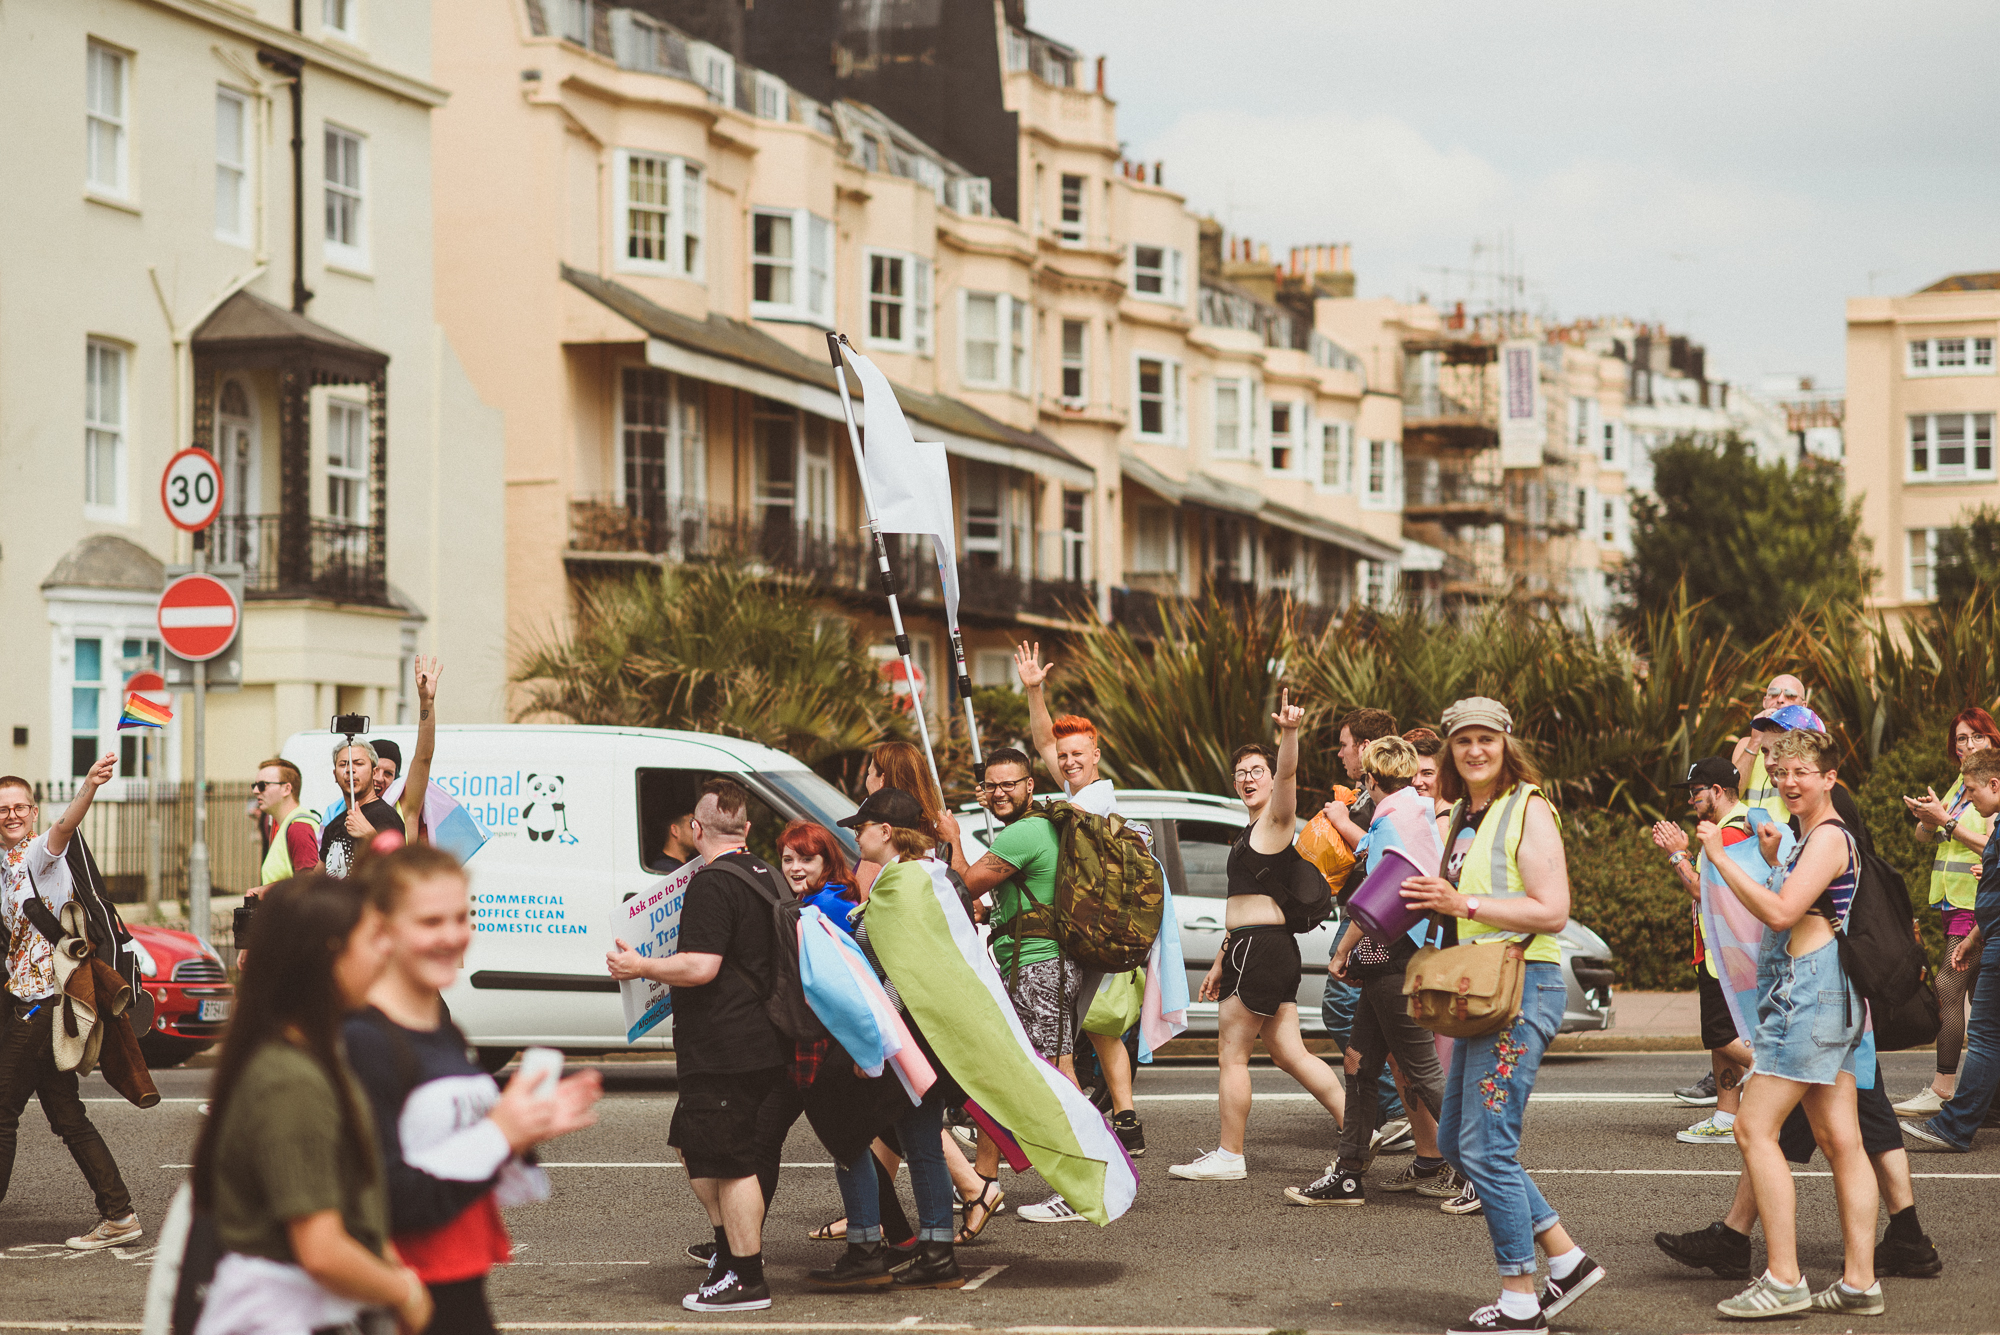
[1699,807,1792,1043]
[1354,786,1445,948]
[863,858,1138,1226]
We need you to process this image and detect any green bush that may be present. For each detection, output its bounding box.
[1854,713,1954,966]
[1563,811,1698,991]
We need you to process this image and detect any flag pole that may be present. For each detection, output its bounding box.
[827,332,944,800]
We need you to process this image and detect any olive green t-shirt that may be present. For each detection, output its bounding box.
[988,814,1063,972]
[210,1041,389,1263]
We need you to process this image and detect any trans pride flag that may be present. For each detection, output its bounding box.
[863,857,1138,1226]
[1698,807,1793,1044]
[797,905,935,1102]
[330,778,491,864]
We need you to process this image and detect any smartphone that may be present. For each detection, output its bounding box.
[330,713,371,736]
[517,1046,564,1101]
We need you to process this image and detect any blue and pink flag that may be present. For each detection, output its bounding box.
[333,777,491,864]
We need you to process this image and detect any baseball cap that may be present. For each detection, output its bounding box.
[836,786,927,831]
[1440,696,1513,737]
[1671,756,1739,789]
[1751,703,1825,734]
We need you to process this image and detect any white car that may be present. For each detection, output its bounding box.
[961,787,1616,1038]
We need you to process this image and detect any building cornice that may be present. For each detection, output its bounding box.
[141,0,449,106]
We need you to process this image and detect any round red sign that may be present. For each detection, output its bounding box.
[156,574,240,662]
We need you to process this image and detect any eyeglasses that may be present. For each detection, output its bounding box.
[1763,688,1802,702]
[1769,767,1822,781]
[248,781,289,794]
[1232,769,1270,783]
[976,778,1032,793]
[0,804,34,818]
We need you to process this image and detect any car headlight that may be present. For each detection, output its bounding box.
[128,939,159,979]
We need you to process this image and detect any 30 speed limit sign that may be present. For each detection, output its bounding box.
[161,448,225,532]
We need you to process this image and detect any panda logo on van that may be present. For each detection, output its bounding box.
[521,773,577,845]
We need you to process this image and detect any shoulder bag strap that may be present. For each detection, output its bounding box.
[21,864,66,947]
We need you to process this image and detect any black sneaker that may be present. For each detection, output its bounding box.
[1448,1301,1547,1334]
[1540,1255,1605,1318]
[1674,1071,1718,1106]
[684,1240,717,1270]
[1874,1230,1943,1278]
[1283,1166,1364,1207]
[682,1268,772,1311]
[1112,1110,1146,1158]
[1653,1221,1752,1280]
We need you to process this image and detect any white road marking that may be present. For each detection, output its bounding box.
[1528,1167,2000,1179]
[960,1264,1008,1291]
[85,1098,204,1104]
[1133,1091,1675,1104]
[494,1325,974,1332]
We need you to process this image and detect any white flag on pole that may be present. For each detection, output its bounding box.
[846,350,960,625]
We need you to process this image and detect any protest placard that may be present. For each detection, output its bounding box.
[613,859,700,1043]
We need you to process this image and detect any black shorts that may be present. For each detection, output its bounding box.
[1217,925,1302,1017]
[1698,970,1741,1052]
[670,1067,784,1180]
[1777,1063,1900,1164]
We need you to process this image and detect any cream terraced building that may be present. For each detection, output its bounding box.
[1847,272,2000,610]
[0,0,506,793]
[432,0,1406,718]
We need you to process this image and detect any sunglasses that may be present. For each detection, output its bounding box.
[249,781,290,794]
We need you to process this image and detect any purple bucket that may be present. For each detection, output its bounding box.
[1346,846,1427,941]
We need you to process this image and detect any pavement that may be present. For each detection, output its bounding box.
[4,1050,1997,1335]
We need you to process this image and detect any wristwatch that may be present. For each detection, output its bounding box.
[1462,895,1481,920]
[1669,851,1689,867]
[1942,817,1960,839]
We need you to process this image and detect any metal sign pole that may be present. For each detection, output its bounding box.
[189,531,210,944]
[825,332,943,799]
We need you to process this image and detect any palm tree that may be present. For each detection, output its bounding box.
[512,563,903,778]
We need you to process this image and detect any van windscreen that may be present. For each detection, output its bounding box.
[758,769,862,861]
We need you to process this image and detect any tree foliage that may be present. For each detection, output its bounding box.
[1934,504,2000,608]
[512,563,902,778]
[1616,434,1872,644]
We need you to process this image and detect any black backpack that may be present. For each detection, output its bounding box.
[1234,827,1335,936]
[1826,820,1941,1051]
[709,856,829,1044]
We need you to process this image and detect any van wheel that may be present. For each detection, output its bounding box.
[476,1047,518,1076]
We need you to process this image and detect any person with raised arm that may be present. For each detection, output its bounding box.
[1173,691,1347,1184]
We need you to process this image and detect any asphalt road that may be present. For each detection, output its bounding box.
[3,1051,1996,1334]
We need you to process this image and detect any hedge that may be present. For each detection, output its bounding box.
[1563,811,1698,992]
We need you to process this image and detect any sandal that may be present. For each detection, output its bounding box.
[954,1176,1005,1244]
[807,1217,848,1242]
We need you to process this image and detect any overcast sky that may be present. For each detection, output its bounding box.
[1028,0,1999,391]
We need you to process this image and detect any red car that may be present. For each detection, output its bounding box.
[128,924,233,1068]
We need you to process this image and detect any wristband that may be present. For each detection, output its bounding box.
[1668,851,1688,867]
[1462,895,1481,920]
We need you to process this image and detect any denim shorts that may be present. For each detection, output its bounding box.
[1752,930,1864,1085]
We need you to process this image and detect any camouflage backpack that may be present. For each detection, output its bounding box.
[1034,798,1166,972]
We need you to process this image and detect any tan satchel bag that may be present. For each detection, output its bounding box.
[1403,935,1531,1038]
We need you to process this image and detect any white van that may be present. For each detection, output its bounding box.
[280,725,861,1068]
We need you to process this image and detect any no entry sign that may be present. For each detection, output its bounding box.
[157,573,241,662]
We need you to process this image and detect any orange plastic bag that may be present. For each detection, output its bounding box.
[1295,787,1359,893]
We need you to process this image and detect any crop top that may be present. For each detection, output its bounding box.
[1228,824,1305,898]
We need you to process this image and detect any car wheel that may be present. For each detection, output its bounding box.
[139,1033,207,1069]
[476,1047,519,1076]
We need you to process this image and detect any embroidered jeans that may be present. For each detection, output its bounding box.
[1437,962,1566,1276]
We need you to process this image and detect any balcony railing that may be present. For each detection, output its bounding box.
[1404,467,1504,518]
[210,515,387,606]
[568,495,1094,625]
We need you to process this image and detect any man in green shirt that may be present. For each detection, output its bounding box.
[963,748,1076,1071]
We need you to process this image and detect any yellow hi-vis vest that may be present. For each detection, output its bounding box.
[1448,783,1563,965]
[1929,777,1986,911]
[1742,752,1789,825]
[260,805,321,885]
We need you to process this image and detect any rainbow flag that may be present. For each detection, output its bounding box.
[117,695,173,730]
[862,857,1138,1226]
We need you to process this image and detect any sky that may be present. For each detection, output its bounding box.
[1027,0,2000,391]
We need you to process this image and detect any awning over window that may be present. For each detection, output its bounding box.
[563,265,1093,490]
[1117,455,1400,563]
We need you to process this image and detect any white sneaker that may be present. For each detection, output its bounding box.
[66,1214,142,1251]
[1676,1115,1737,1145]
[1168,1148,1247,1181]
[1893,1086,1945,1118]
[1016,1192,1081,1223]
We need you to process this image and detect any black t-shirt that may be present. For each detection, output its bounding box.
[320,799,407,879]
[672,849,788,1075]
[647,853,688,875]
